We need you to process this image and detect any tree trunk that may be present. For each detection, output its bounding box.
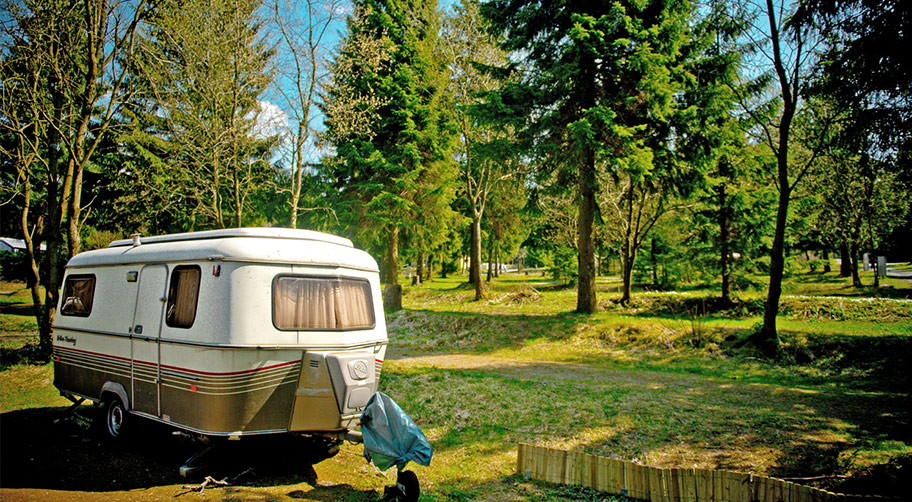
[486,234,494,283]
[758,183,790,353]
[471,215,484,299]
[620,242,636,304]
[38,84,68,359]
[383,225,401,311]
[619,186,635,304]
[20,178,48,358]
[839,241,851,276]
[66,155,84,257]
[822,249,831,273]
[425,254,433,282]
[468,223,477,285]
[873,255,880,288]
[719,182,731,304]
[756,0,798,354]
[651,239,659,287]
[416,253,424,282]
[290,123,306,229]
[850,242,862,288]
[577,146,597,313]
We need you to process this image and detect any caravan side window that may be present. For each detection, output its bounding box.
[273,276,375,330]
[166,265,201,328]
[60,275,96,317]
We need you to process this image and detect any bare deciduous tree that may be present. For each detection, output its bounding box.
[269,0,345,228]
[441,0,514,300]
[722,0,829,352]
[1,0,146,357]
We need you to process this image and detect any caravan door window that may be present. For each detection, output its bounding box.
[165,265,201,328]
[60,275,96,317]
[273,276,374,330]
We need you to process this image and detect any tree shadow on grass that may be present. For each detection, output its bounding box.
[0,303,37,316]
[0,406,374,499]
[0,342,46,370]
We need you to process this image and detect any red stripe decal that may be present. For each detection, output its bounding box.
[54,346,132,364]
[159,359,301,376]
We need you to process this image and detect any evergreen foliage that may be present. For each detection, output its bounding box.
[126,0,277,230]
[483,0,717,308]
[320,0,457,308]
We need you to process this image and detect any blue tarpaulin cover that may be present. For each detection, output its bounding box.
[359,392,433,471]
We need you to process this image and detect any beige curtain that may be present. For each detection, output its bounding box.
[169,267,200,327]
[61,276,95,315]
[334,280,373,328]
[274,277,373,330]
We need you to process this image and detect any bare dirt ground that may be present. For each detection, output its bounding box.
[0,405,388,501]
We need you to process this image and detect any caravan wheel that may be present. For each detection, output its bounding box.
[104,398,128,438]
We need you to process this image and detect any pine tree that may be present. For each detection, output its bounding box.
[674,4,764,304]
[321,0,456,310]
[484,0,700,310]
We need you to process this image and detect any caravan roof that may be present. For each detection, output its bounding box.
[66,228,377,271]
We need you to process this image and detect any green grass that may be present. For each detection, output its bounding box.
[383,269,911,497]
[1,267,910,500]
[1,280,41,334]
[0,363,69,413]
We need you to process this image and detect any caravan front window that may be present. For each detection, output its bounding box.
[166,266,201,328]
[60,275,96,317]
[273,276,374,330]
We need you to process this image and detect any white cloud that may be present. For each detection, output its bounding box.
[249,100,289,140]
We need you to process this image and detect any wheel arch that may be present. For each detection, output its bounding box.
[100,381,130,411]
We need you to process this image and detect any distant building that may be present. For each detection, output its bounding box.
[0,237,46,253]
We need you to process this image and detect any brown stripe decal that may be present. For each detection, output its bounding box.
[54,346,302,395]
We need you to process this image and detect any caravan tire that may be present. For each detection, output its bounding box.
[103,398,128,439]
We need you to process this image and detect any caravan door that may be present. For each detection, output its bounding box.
[131,264,168,416]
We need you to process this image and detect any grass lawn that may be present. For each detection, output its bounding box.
[1,269,909,501]
[1,281,41,336]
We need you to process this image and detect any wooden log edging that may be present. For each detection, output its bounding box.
[516,443,898,502]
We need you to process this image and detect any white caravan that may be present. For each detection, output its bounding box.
[52,228,387,440]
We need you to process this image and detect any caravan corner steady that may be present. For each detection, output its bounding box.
[52,228,387,445]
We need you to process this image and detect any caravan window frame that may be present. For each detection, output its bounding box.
[60,274,96,317]
[271,274,376,332]
[165,265,201,329]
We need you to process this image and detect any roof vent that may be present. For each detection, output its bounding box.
[131,233,142,247]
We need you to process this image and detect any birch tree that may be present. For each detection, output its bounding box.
[269,0,344,228]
